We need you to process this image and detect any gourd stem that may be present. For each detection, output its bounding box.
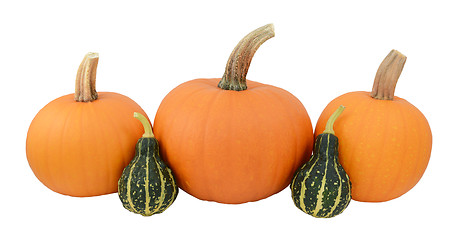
[218,24,275,91]
[323,105,345,135]
[75,52,99,102]
[134,112,154,138]
[370,50,407,100]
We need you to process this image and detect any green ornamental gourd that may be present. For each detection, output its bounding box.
[291,105,351,218]
[118,112,178,216]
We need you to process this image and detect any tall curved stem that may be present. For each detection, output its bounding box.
[371,50,407,100]
[218,24,275,91]
[75,52,99,102]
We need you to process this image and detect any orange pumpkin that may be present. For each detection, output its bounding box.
[153,24,314,204]
[26,53,148,197]
[315,50,432,202]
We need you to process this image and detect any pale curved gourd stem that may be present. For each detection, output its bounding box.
[323,105,345,135]
[134,112,154,138]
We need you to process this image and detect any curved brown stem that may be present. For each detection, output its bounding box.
[218,24,275,91]
[371,50,407,100]
[75,52,99,102]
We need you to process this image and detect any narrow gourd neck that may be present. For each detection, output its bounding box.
[218,24,275,91]
[134,112,154,138]
[75,52,99,102]
[323,105,345,135]
[370,50,407,100]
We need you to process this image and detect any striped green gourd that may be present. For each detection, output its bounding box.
[118,112,178,216]
[291,105,351,218]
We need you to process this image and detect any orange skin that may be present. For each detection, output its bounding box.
[26,92,148,197]
[315,91,432,202]
[154,78,314,204]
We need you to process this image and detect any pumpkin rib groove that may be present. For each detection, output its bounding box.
[36,101,53,191]
[366,98,393,200]
[263,86,308,187]
[39,101,63,191]
[39,103,62,191]
[80,104,94,194]
[160,85,208,147]
[338,94,371,193]
[404,106,427,194]
[59,101,78,192]
[44,99,68,194]
[248,90,279,198]
[74,104,87,194]
[263,88,297,185]
[359,96,379,197]
[101,102,121,192]
[381,101,414,201]
[59,100,82,194]
[250,86,306,199]
[91,102,112,194]
[385,103,408,199]
[181,88,213,165]
[163,84,212,197]
[403,103,424,194]
[361,96,385,199]
[200,88,224,201]
[97,96,133,191]
[239,90,262,198]
[263,90,284,197]
[369,101,392,200]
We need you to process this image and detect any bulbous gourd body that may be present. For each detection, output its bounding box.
[118,135,178,216]
[291,133,351,218]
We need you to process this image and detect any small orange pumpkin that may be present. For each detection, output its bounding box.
[153,24,314,204]
[26,53,148,197]
[315,50,432,202]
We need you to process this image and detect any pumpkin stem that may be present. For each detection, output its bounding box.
[323,105,345,135]
[371,50,407,100]
[75,52,99,102]
[134,112,154,138]
[218,24,275,91]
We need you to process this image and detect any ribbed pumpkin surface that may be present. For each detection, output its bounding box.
[314,91,432,202]
[153,78,313,204]
[26,92,147,197]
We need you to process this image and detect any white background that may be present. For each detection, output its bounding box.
[1,0,458,239]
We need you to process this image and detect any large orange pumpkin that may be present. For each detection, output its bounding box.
[315,50,432,202]
[153,24,314,204]
[26,53,148,197]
